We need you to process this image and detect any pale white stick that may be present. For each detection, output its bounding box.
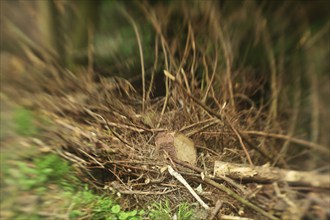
[220,215,254,220]
[167,165,210,210]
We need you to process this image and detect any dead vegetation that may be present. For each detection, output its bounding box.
[2,0,330,219]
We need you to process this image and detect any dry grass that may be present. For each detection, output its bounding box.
[2,0,329,219]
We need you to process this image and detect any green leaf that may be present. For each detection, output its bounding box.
[111,204,121,214]
[128,210,137,216]
[118,212,129,220]
[106,215,117,220]
[70,210,84,218]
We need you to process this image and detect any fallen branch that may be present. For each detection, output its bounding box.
[220,215,254,220]
[167,165,210,210]
[209,199,223,220]
[204,178,279,220]
[172,159,278,220]
[214,161,330,189]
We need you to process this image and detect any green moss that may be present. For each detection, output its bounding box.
[13,107,37,136]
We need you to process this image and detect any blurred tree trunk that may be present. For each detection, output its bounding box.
[38,0,65,67]
[37,0,101,71]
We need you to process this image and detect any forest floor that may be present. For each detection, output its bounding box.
[1,1,330,220]
[1,65,329,220]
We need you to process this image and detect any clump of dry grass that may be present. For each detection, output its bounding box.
[2,0,329,219]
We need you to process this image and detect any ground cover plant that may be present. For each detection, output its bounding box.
[1,0,329,219]
[1,105,151,219]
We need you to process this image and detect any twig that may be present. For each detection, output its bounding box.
[177,24,192,72]
[305,42,320,144]
[202,53,209,91]
[58,151,88,166]
[189,23,197,92]
[209,199,223,220]
[255,6,278,153]
[179,118,215,133]
[241,130,329,154]
[226,119,254,166]
[87,21,94,83]
[274,74,301,166]
[204,178,279,220]
[83,108,135,150]
[77,148,104,168]
[146,36,159,101]
[114,188,178,195]
[180,68,192,94]
[202,48,218,103]
[304,21,330,47]
[220,215,254,220]
[262,19,278,121]
[156,38,170,128]
[185,120,219,137]
[208,2,235,108]
[195,145,222,158]
[172,159,278,220]
[120,6,146,112]
[162,70,222,120]
[167,165,210,210]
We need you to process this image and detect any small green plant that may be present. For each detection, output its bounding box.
[69,186,145,220]
[149,200,194,220]
[149,200,171,220]
[2,108,147,219]
[176,203,194,220]
[3,149,146,219]
[4,154,72,190]
[34,154,71,182]
[13,107,37,136]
